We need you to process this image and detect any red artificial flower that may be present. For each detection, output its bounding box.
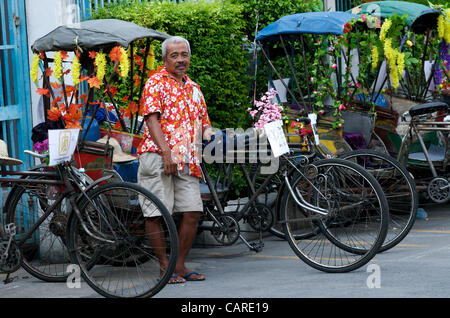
[344,22,352,33]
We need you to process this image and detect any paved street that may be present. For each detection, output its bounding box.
[1,202,450,300]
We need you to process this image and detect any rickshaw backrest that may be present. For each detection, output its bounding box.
[342,110,375,146]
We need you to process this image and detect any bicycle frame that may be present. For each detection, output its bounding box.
[397,118,450,177]
[0,162,116,250]
[199,149,331,250]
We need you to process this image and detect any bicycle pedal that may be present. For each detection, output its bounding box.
[4,224,16,236]
[249,242,264,253]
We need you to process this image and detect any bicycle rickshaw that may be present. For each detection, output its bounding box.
[345,1,450,205]
[0,19,180,298]
[252,9,425,252]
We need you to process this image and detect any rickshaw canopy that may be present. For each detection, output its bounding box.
[31,19,170,52]
[348,1,440,33]
[255,11,359,42]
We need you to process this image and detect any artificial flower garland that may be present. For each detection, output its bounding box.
[371,46,379,71]
[147,45,155,71]
[53,51,63,80]
[31,53,40,84]
[72,55,81,86]
[95,52,107,84]
[119,47,130,78]
[378,19,405,90]
[437,9,450,44]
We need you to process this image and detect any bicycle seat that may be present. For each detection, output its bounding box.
[203,130,271,161]
[293,117,311,125]
[408,102,448,117]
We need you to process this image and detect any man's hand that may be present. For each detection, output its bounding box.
[161,149,177,175]
[203,126,218,142]
[146,113,178,175]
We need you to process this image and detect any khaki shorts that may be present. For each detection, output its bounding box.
[138,152,203,217]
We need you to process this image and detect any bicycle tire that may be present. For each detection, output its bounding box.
[281,158,389,273]
[67,182,178,298]
[339,149,418,252]
[4,170,72,282]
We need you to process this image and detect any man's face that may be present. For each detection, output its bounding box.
[163,42,190,80]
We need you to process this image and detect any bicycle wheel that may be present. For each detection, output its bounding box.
[339,150,418,252]
[281,158,389,273]
[4,171,72,282]
[67,182,178,298]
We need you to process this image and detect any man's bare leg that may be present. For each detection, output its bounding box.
[145,217,185,283]
[175,211,205,280]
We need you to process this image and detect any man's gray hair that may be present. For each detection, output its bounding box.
[161,36,191,59]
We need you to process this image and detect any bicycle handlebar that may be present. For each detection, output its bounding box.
[24,150,48,159]
[294,117,311,125]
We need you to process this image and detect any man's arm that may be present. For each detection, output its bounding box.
[203,126,215,141]
[145,113,177,175]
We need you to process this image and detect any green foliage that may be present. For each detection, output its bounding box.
[91,0,251,130]
[226,0,323,39]
[405,0,448,7]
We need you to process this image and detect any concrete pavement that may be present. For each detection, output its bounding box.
[1,202,450,300]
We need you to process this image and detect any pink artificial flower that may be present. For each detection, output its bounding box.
[361,14,366,22]
[332,63,337,69]
[339,104,346,111]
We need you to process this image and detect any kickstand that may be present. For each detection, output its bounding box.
[239,234,264,252]
[3,273,18,284]
[238,218,265,253]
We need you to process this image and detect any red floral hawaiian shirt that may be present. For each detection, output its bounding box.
[137,67,211,178]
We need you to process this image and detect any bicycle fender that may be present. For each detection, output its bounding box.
[75,174,113,201]
[65,174,113,244]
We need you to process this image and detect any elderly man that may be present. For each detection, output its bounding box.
[137,36,214,284]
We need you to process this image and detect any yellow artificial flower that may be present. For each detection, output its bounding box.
[445,9,450,44]
[437,14,445,39]
[53,51,62,80]
[379,19,392,42]
[371,46,379,70]
[147,45,155,71]
[397,52,405,79]
[30,53,40,84]
[119,47,130,78]
[390,61,399,89]
[95,52,107,84]
[406,40,413,47]
[72,55,81,86]
[383,38,394,62]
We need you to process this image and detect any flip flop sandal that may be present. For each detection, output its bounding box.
[182,272,205,281]
[168,274,186,284]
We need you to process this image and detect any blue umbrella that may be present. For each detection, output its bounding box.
[256,11,359,42]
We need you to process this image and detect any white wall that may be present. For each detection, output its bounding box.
[323,0,336,11]
[25,0,80,127]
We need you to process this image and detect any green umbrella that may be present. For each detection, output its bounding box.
[348,1,440,33]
